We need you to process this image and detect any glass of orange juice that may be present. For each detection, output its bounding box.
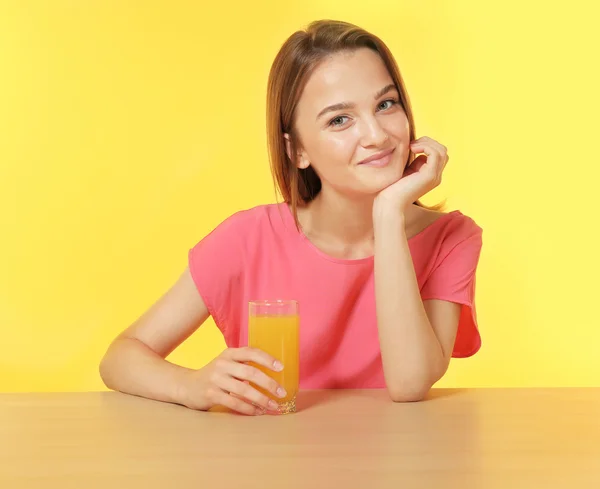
[248,300,299,414]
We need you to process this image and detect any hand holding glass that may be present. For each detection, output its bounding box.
[247,300,299,414]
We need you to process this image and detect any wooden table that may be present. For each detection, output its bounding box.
[1,389,599,488]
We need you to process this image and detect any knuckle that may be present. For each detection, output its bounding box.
[205,386,219,402]
[224,348,237,359]
[241,383,255,397]
[214,358,227,370]
[208,370,221,385]
[237,347,254,360]
[244,365,258,380]
[237,364,250,379]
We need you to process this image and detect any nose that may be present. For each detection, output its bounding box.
[359,116,389,147]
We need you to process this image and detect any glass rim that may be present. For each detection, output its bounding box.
[248,299,298,306]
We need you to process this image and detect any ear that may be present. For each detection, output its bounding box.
[283,133,310,169]
[283,133,293,161]
[297,153,310,170]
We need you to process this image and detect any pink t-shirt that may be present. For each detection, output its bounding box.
[189,203,483,389]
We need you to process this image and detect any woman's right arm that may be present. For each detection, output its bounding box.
[99,267,286,415]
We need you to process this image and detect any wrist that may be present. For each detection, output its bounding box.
[373,199,406,229]
[172,365,198,408]
[374,190,412,215]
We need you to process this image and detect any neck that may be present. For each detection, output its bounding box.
[300,189,376,246]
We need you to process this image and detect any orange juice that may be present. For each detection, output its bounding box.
[248,311,299,413]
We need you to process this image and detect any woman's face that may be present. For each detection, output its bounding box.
[288,48,412,198]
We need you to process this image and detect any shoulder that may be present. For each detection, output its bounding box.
[445,210,482,245]
[189,203,284,267]
[208,203,286,233]
[413,207,482,243]
[409,207,483,270]
[439,210,482,244]
[431,210,483,267]
[190,203,292,254]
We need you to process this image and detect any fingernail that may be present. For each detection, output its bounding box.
[273,361,283,371]
[268,400,279,410]
[277,387,287,398]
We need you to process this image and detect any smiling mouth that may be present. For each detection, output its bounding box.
[358,148,395,167]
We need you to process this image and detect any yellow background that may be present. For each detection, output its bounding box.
[1,1,598,392]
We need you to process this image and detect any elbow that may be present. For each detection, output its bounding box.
[388,387,430,403]
[387,377,435,403]
[98,355,112,389]
[387,361,449,402]
[98,336,131,391]
[99,348,119,391]
[384,356,450,402]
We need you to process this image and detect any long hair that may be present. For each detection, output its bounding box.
[266,19,445,225]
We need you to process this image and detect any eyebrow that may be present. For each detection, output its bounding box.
[316,84,398,121]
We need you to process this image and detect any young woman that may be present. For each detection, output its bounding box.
[100,20,483,415]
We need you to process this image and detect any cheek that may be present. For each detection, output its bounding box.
[330,135,354,158]
[316,132,355,167]
[385,112,410,139]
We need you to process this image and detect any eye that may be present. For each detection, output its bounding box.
[378,99,398,111]
[329,115,349,127]
[327,99,399,128]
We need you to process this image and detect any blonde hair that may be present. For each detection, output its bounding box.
[266,19,444,223]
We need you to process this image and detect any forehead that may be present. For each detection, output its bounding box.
[298,48,394,115]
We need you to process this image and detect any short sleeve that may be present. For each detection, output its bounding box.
[188,212,246,337]
[420,221,483,357]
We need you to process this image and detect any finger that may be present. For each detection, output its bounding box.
[410,141,436,159]
[214,390,262,416]
[230,391,267,414]
[411,139,447,161]
[411,141,441,160]
[221,376,280,411]
[413,137,447,157]
[437,145,449,171]
[410,143,443,175]
[229,347,284,372]
[409,147,439,173]
[226,361,286,400]
[404,155,427,176]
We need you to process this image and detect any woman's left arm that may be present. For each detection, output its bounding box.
[373,136,457,402]
[373,205,460,402]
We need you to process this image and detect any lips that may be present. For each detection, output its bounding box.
[358,147,395,166]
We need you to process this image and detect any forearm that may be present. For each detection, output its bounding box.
[99,337,192,406]
[373,206,446,401]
